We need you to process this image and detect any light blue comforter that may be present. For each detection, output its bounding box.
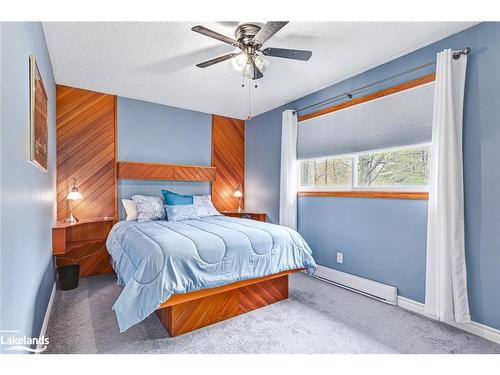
[106,216,316,332]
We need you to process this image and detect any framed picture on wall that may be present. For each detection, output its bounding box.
[29,55,48,172]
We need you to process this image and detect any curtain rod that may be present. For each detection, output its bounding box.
[296,47,471,114]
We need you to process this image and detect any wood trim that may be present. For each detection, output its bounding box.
[117,161,216,182]
[298,73,436,122]
[159,268,303,308]
[297,191,428,200]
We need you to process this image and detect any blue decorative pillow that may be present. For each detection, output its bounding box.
[165,204,200,222]
[161,189,193,206]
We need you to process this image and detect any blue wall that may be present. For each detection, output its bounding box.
[299,198,428,302]
[116,97,212,217]
[245,107,283,224]
[118,97,212,165]
[245,22,500,330]
[0,22,57,352]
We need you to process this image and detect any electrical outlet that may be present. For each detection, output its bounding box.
[336,252,344,264]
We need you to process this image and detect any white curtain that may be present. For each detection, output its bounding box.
[279,110,298,230]
[425,49,470,323]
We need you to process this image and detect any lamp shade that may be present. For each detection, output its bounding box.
[66,191,83,201]
[233,186,243,198]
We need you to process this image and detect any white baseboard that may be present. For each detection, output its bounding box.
[36,282,56,354]
[397,296,500,345]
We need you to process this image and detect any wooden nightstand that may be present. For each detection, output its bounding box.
[222,210,267,222]
[52,217,115,277]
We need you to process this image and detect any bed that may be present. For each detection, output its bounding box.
[106,215,316,335]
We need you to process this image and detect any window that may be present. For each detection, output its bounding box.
[300,155,352,189]
[299,144,431,191]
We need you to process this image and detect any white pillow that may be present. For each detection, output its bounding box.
[165,204,200,222]
[131,195,166,222]
[193,195,220,217]
[121,199,138,221]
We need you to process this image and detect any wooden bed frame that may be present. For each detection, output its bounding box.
[156,269,302,337]
[117,160,302,336]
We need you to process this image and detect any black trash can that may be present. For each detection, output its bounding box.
[58,264,80,290]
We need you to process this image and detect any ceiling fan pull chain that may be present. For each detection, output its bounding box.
[247,78,252,120]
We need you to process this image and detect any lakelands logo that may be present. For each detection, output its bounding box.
[1,330,49,353]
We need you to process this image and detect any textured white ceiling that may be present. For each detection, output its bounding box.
[42,22,477,119]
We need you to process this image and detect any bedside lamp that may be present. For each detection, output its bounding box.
[65,178,83,223]
[233,184,243,213]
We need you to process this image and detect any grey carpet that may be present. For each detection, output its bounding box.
[44,273,500,354]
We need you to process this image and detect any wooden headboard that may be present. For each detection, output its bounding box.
[117,161,216,182]
[115,161,217,219]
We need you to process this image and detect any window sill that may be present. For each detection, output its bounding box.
[297,191,429,200]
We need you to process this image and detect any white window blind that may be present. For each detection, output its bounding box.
[297,82,435,160]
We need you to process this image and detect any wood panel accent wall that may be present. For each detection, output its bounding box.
[56,85,117,221]
[117,161,216,182]
[211,114,245,211]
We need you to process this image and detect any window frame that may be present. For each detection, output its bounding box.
[297,143,431,194]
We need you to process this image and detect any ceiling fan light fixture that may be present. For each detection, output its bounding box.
[232,52,248,71]
[242,62,254,80]
[193,22,311,80]
[254,55,270,72]
[233,54,270,79]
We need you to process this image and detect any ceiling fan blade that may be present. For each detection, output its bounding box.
[253,22,288,45]
[262,47,312,61]
[196,53,241,68]
[191,25,239,47]
[250,58,264,80]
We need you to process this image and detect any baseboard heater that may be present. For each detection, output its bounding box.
[314,265,398,305]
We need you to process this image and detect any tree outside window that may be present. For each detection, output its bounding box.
[299,144,430,190]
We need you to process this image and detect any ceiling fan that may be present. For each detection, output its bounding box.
[192,22,312,80]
